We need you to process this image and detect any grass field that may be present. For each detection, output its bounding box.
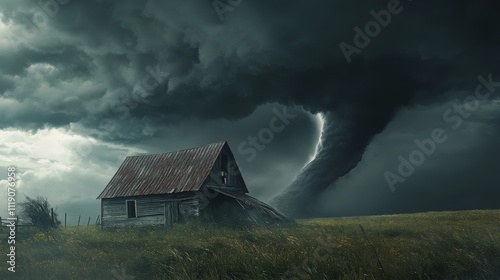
[1,210,499,279]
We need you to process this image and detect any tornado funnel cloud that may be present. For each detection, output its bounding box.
[273,103,411,218]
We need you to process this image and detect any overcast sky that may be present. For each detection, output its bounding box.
[0,0,498,221]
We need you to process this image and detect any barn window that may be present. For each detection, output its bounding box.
[221,171,228,185]
[221,155,229,185]
[126,200,137,218]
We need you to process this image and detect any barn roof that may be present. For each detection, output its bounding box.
[97,141,228,199]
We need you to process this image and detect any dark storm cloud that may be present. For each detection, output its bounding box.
[0,0,499,217]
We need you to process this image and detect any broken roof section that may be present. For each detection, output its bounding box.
[209,187,291,223]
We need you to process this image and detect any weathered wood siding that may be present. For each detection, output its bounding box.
[203,145,247,192]
[101,192,200,228]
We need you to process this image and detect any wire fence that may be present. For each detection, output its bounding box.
[60,213,101,228]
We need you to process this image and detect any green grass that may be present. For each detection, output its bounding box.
[1,210,499,279]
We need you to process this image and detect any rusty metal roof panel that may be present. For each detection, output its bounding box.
[97,141,226,199]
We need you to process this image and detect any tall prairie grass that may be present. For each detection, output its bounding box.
[1,210,498,279]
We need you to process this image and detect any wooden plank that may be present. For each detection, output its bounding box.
[164,204,173,229]
[101,193,200,228]
[173,202,179,223]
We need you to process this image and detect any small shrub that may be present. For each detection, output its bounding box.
[19,196,61,230]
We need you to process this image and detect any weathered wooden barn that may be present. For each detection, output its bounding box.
[96,141,289,228]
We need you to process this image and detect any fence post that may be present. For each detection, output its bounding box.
[87,217,91,227]
[64,213,67,229]
[95,215,100,225]
[77,215,81,227]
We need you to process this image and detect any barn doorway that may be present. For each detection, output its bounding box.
[164,202,179,229]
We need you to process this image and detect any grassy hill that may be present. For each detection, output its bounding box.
[1,210,499,279]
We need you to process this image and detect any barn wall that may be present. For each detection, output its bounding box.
[203,145,247,192]
[101,192,200,228]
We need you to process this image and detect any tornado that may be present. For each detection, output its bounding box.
[271,68,421,218]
